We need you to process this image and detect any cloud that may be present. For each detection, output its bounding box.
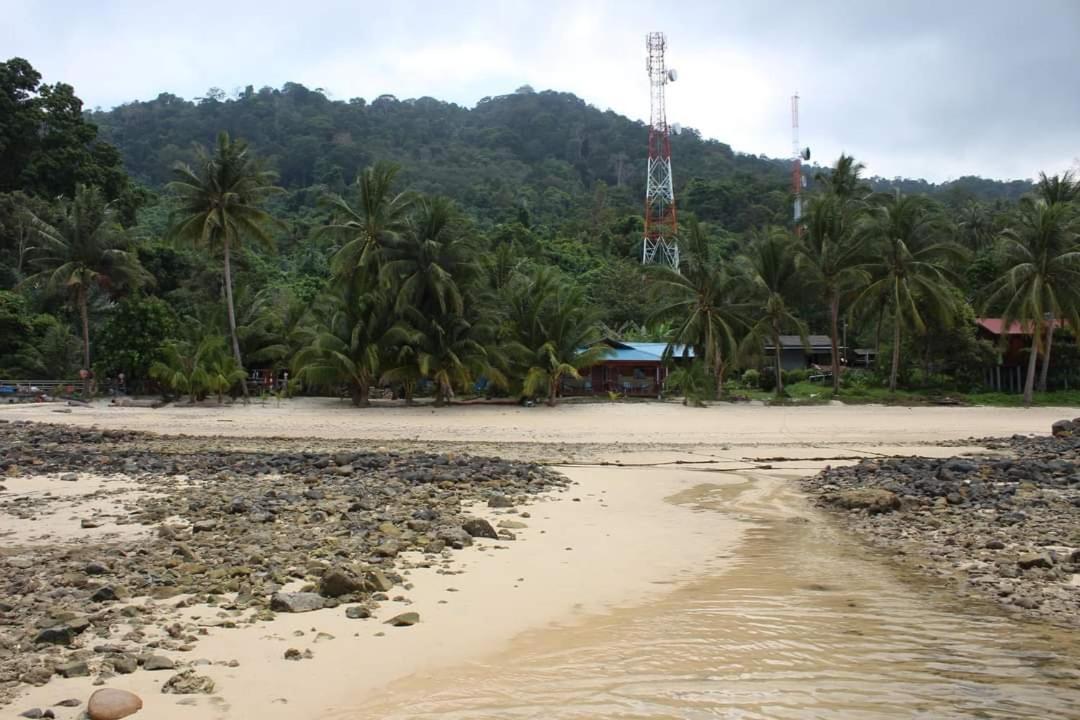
[1,0,1076,181]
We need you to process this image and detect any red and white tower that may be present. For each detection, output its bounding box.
[791,93,810,229]
[642,31,679,270]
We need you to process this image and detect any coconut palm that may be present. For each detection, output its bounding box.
[739,227,808,396]
[650,218,748,398]
[956,201,994,252]
[1035,171,1079,207]
[814,153,869,201]
[318,161,413,279]
[167,132,282,398]
[519,283,610,406]
[292,284,395,407]
[854,193,965,392]
[797,192,868,395]
[24,185,150,377]
[984,199,1080,404]
[149,336,222,404]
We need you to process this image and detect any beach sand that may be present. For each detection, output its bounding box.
[1,400,1075,719]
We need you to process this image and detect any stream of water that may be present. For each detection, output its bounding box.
[341,468,1080,719]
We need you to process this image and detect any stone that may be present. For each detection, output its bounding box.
[824,488,900,514]
[1052,419,1078,438]
[87,689,143,720]
[363,569,394,593]
[270,592,325,613]
[143,655,175,671]
[497,520,527,529]
[82,518,103,529]
[91,586,120,603]
[345,606,371,619]
[487,494,514,508]
[161,670,215,695]
[319,568,363,598]
[56,660,90,678]
[54,699,82,707]
[384,612,420,627]
[984,539,1006,550]
[462,518,498,539]
[85,562,109,576]
[1017,552,1054,570]
[110,655,138,674]
[35,618,90,646]
[284,648,302,661]
[20,709,44,718]
[60,473,78,481]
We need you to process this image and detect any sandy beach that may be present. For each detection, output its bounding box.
[2,400,1079,719]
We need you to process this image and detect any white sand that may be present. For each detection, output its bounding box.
[3,401,1075,718]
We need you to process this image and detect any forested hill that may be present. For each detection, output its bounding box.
[88,84,1031,231]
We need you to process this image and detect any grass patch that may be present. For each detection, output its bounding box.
[735,382,1080,408]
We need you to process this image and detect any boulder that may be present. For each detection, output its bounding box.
[1051,419,1078,438]
[462,518,498,539]
[384,612,420,627]
[823,488,900,514]
[55,660,90,678]
[269,592,325,613]
[345,606,371,619]
[87,689,143,720]
[1017,552,1054,570]
[143,655,175,671]
[319,568,363,598]
[487,494,514,508]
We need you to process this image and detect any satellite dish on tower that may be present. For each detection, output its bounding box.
[671,123,682,135]
[802,147,811,161]
[667,68,678,82]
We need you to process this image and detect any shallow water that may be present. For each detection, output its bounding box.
[337,469,1080,719]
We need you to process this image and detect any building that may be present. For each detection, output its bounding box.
[976,317,1064,392]
[763,335,840,372]
[561,340,694,398]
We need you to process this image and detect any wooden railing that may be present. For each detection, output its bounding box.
[0,379,87,401]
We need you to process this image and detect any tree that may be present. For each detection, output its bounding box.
[797,190,867,395]
[318,161,413,279]
[985,199,1080,404]
[150,337,216,403]
[650,218,748,397]
[854,193,964,392]
[814,153,869,201]
[739,227,808,396]
[292,284,395,407]
[167,131,282,399]
[518,281,609,406]
[23,185,150,376]
[1034,171,1079,207]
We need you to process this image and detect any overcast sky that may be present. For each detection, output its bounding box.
[3,0,1078,182]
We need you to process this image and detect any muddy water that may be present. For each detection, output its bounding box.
[347,468,1080,719]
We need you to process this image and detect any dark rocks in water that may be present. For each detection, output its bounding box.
[462,518,499,538]
[823,488,900,514]
[270,592,326,613]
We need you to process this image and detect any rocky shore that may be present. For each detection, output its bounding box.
[0,420,567,711]
[803,419,1080,628]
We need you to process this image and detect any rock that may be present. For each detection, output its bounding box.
[363,569,394,593]
[487,494,514,508]
[87,689,143,720]
[345,606,371,619]
[319,568,363,598]
[497,520,527,529]
[1017,552,1054,570]
[824,488,900,514]
[284,648,302,661]
[110,655,138,674]
[270,592,325,613]
[35,618,90,646]
[81,518,103,529]
[85,562,109,575]
[143,655,175,671]
[60,473,78,481]
[91,586,120,603]
[56,660,90,678]
[462,518,498,539]
[384,612,420,627]
[54,699,81,707]
[1052,419,1078,438]
[192,519,217,533]
[19,709,43,718]
[161,669,215,695]
[984,539,1006,550]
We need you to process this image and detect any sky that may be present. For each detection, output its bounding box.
[3,0,1078,183]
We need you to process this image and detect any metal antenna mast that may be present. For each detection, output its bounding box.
[642,31,679,270]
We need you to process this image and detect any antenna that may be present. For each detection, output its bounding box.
[642,31,680,271]
[792,93,802,227]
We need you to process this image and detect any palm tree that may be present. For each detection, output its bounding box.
[854,193,965,392]
[150,337,219,404]
[814,154,869,201]
[292,285,395,407]
[650,218,748,398]
[956,201,994,252]
[318,161,413,279]
[739,227,808,396]
[518,283,610,406]
[797,192,867,395]
[985,199,1080,404]
[24,185,150,377]
[1035,171,1079,207]
[167,132,282,399]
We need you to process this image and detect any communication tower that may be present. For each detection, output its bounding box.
[791,93,810,228]
[642,32,679,270]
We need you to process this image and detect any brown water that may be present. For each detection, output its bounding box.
[339,468,1080,719]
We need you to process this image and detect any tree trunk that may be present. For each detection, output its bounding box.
[222,238,249,403]
[829,293,841,396]
[350,381,370,407]
[714,345,725,399]
[78,287,90,377]
[548,376,558,407]
[889,314,901,393]
[1023,323,1041,406]
[773,326,784,396]
[1038,321,1054,393]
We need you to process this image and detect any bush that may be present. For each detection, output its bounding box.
[759,367,777,393]
[741,368,760,388]
[783,368,810,385]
